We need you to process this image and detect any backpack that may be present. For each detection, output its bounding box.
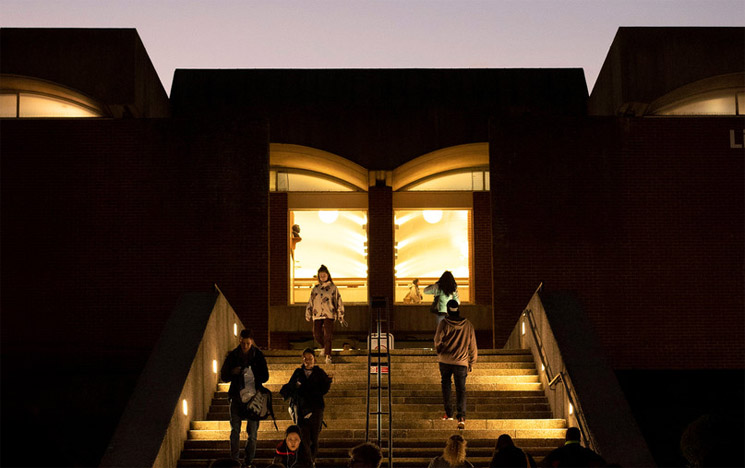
[245,387,278,430]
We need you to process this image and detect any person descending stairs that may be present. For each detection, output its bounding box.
[177,348,566,467]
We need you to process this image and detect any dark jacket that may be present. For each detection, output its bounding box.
[273,439,314,468]
[220,345,269,399]
[540,442,606,467]
[490,445,537,467]
[281,365,332,418]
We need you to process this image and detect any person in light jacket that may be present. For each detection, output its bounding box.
[305,264,346,364]
[435,300,477,429]
[427,434,475,468]
[424,271,459,325]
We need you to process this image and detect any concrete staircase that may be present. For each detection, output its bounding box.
[177,349,565,467]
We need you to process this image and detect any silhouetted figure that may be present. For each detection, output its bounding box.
[403,278,423,303]
[219,328,269,468]
[435,299,477,429]
[490,434,537,467]
[541,427,606,467]
[424,271,459,326]
[348,442,383,468]
[428,434,475,468]
[290,224,302,258]
[305,264,346,363]
[680,412,745,467]
[279,348,332,461]
[272,425,313,468]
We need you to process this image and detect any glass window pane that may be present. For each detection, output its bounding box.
[19,94,100,117]
[291,210,367,303]
[394,210,470,302]
[737,92,744,115]
[287,172,354,191]
[409,172,474,191]
[0,94,18,117]
[657,91,738,115]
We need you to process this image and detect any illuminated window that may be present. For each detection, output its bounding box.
[270,169,357,192]
[654,89,742,115]
[1,75,104,118]
[291,210,368,303]
[394,209,470,303]
[405,170,490,191]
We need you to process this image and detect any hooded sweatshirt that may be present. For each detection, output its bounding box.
[434,315,478,369]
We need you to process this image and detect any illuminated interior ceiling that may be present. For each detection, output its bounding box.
[407,170,490,191]
[291,210,368,280]
[270,143,368,191]
[649,73,745,116]
[395,210,469,279]
[0,74,104,118]
[392,143,488,191]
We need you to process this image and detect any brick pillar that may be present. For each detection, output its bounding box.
[472,191,492,306]
[367,186,394,306]
[269,192,288,306]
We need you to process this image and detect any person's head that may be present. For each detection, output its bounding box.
[442,434,467,466]
[412,278,419,286]
[292,224,301,234]
[446,299,460,316]
[284,425,302,451]
[348,442,382,468]
[239,329,254,354]
[495,433,515,451]
[566,427,581,442]
[302,347,316,369]
[209,458,242,468]
[437,271,457,296]
[317,264,332,283]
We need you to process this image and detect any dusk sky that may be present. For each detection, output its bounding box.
[2,0,743,94]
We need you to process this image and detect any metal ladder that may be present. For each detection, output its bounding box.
[365,296,393,467]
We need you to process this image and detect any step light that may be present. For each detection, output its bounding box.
[182,399,188,416]
[569,402,574,415]
[233,323,238,336]
[521,320,526,336]
[212,359,218,374]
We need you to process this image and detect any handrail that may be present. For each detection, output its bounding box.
[522,304,597,452]
[366,296,393,467]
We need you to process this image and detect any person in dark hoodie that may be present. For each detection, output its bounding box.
[272,425,314,468]
[281,347,333,462]
[434,299,477,430]
[490,434,537,467]
[219,328,269,468]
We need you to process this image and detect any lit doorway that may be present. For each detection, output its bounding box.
[290,210,368,304]
[394,209,470,303]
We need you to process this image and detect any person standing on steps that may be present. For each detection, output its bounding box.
[280,348,332,463]
[427,434,475,468]
[435,300,477,430]
[424,271,459,326]
[540,427,606,467]
[219,328,269,468]
[305,264,346,364]
[272,424,314,468]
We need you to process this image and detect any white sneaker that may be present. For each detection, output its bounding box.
[325,355,332,364]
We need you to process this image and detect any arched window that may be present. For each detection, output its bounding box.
[0,75,105,118]
[649,73,744,116]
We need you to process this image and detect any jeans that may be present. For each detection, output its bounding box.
[299,407,324,461]
[439,362,468,420]
[313,318,335,355]
[229,397,259,463]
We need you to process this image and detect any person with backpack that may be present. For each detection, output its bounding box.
[280,348,332,462]
[220,328,269,468]
[424,271,460,327]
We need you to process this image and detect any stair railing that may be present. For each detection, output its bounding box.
[366,296,393,467]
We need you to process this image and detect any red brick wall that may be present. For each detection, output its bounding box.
[1,118,270,354]
[368,186,395,306]
[269,192,289,306]
[490,116,744,369]
[472,191,493,306]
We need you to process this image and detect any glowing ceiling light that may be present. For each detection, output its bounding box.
[318,210,339,224]
[423,210,443,224]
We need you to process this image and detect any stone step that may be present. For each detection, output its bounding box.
[178,456,549,468]
[191,418,566,432]
[218,382,543,392]
[262,349,532,357]
[262,355,534,364]
[188,427,567,440]
[260,363,538,373]
[184,437,562,450]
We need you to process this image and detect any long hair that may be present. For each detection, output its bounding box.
[317,264,333,283]
[437,271,457,296]
[442,434,467,466]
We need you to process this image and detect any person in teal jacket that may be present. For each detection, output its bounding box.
[424,270,460,326]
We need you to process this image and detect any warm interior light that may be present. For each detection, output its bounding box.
[569,403,574,415]
[422,210,443,224]
[521,321,526,336]
[212,359,218,374]
[541,364,545,372]
[182,399,188,416]
[233,323,238,336]
[318,210,339,224]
